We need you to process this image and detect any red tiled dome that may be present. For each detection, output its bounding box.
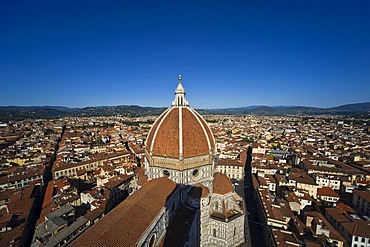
[213,172,233,195]
[146,106,215,159]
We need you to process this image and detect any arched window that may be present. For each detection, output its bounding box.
[214,201,218,210]
[213,229,216,237]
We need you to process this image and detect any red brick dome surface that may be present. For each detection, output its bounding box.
[146,107,215,159]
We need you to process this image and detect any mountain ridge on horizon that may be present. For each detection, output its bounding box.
[2,101,370,110]
[0,102,369,121]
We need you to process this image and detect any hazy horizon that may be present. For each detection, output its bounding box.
[1,101,369,110]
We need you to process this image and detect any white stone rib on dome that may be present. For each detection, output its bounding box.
[193,110,216,149]
[146,108,171,154]
[188,107,212,151]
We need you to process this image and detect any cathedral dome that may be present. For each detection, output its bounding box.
[213,172,233,195]
[146,86,215,159]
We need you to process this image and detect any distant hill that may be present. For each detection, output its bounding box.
[0,105,167,121]
[42,106,79,113]
[74,105,167,117]
[199,102,370,116]
[0,102,369,121]
[0,106,70,121]
[328,102,370,112]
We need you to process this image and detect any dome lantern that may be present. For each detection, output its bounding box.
[172,75,189,107]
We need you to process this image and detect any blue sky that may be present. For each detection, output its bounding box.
[0,1,369,109]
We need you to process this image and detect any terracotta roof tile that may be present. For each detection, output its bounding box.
[71,177,178,247]
[317,187,339,198]
[213,172,232,195]
[336,202,357,214]
[354,189,370,203]
[218,158,244,167]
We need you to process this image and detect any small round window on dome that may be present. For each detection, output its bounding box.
[192,169,201,180]
[163,170,170,177]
